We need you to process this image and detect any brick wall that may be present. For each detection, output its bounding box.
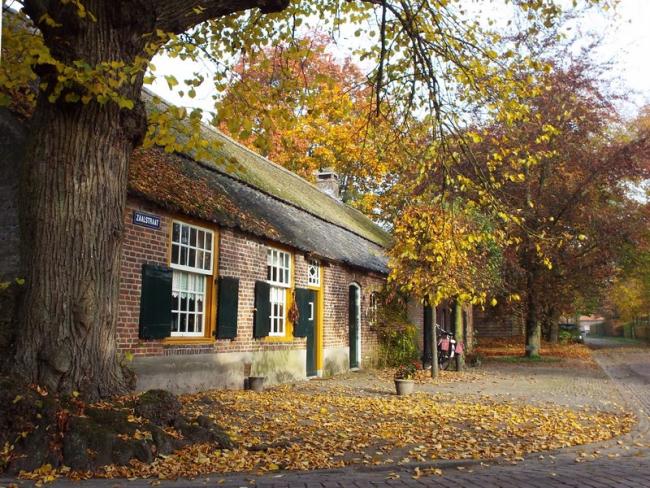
[117,198,170,356]
[322,262,384,359]
[474,305,524,338]
[117,197,387,363]
[216,228,306,353]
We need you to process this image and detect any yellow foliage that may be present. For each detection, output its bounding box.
[20,385,632,483]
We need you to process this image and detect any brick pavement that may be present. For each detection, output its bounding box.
[3,337,650,488]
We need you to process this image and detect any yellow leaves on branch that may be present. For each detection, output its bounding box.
[388,203,501,306]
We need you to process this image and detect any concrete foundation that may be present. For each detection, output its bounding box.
[132,348,307,393]
[322,346,350,377]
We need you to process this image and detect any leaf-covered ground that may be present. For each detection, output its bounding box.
[20,381,633,484]
[476,337,595,361]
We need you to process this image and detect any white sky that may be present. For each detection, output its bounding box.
[150,0,650,120]
[581,0,650,116]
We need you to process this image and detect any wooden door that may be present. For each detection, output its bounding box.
[348,284,360,368]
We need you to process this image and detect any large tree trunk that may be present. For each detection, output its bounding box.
[15,93,143,398]
[524,262,541,357]
[12,0,291,399]
[548,307,560,344]
[13,0,152,398]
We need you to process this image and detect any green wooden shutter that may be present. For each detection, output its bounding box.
[254,280,271,338]
[294,288,310,337]
[139,263,173,339]
[216,276,239,339]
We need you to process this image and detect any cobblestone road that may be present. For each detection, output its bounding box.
[3,337,650,488]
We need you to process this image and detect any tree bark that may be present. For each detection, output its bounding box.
[16,92,139,397]
[15,0,155,398]
[453,299,464,371]
[548,307,560,344]
[525,266,541,357]
[13,0,291,399]
[431,306,438,379]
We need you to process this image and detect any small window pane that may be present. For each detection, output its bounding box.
[171,270,206,337]
[188,314,195,333]
[171,222,213,274]
[179,314,187,332]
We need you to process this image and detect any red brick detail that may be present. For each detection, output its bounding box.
[117,198,170,356]
[117,197,387,361]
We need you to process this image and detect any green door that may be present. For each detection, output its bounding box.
[349,285,360,368]
[295,288,317,377]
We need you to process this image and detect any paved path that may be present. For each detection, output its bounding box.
[3,337,650,488]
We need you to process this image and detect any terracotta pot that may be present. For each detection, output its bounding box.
[394,379,415,396]
[248,376,266,392]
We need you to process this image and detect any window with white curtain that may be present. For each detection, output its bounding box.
[170,221,213,337]
[267,247,291,336]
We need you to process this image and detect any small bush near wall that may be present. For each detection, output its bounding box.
[375,292,418,367]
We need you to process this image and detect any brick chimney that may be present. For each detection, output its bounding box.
[314,168,340,200]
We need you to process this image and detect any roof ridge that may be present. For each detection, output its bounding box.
[201,121,391,240]
[170,147,389,249]
[141,88,391,247]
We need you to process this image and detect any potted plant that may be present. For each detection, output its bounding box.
[394,362,417,395]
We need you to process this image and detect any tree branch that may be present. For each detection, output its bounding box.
[154,0,290,34]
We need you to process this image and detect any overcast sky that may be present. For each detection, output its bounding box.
[583,0,650,116]
[150,0,650,120]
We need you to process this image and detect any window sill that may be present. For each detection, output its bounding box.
[263,335,294,343]
[163,337,216,346]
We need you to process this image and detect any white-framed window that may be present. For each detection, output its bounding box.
[267,247,291,336]
[267,247,291,286]
[307,259,320,287]
[171,221,213,274]
[368,291,379,328]
[269,286,286,336]
[170,221,214,337]
[171,271,206,336]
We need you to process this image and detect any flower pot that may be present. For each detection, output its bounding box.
[248,376,266,392]
[394,379,415,396]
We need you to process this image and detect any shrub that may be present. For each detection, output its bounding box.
[374,290,419,367]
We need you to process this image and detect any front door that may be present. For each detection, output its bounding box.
[348,284,360,368]
[296,288,317,377]
[305,292,317,377]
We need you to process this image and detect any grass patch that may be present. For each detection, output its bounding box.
[490,355,563,364]
[476,337,593,361]
[587,335,647,345]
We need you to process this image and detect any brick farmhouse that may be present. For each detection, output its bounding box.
[0,92,473,392]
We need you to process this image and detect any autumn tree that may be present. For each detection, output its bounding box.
[0,0,605,397]
[215,35,398,209]
[471,58,649,355]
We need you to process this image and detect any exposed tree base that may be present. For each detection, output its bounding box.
[0,380,233,474]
